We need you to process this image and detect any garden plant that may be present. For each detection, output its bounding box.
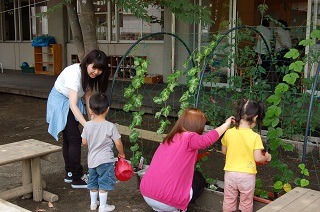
[117,6,320,201]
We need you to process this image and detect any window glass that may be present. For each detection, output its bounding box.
[3,0,16,40]
[94,0,108,40]
[119,5,164,41]
[0,2,3,40]
[74,1,164,42]
[31,0,48,38]
[21,0,31,40]
[141,5,164,40]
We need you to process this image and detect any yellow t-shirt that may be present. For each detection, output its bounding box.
[221,127,264,174]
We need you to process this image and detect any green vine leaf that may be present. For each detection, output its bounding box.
[132,77,144,89]
[162,105,172,117]
[188,67,199,76]
[124,85,135,98]
[311,30,320,39]
[283,73,300,85]
[259,190,268,199]
[136,66,147,76]
[157,119,171,134]
[155,111,162,119]
[273,181,283,190]
[271,117,280,127]
[195,52,203,62]
[269,139,281,150]
[132,94,143,108]
[300,179,309,187]
[168,82,179,92]
[266,105,281,117]
[188,77,199,93]
[180,101,190,110]
[130,143,140,151]
[281,142,294,151]
[134,58,141,66]
[255,178,262,188]
[160,88,171,101]
[299,38,313,47]
[285,49,299,59]
[129,130,140,143]
[123,103,134,112]
[274,83,289,94]
[153,96,163,104]
[141,60,149,68]
[289,61,304,73]
[180,92,190,102]
[267,94,281,105]
[203,46,212,56]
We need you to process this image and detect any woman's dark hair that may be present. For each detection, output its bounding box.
[163,107,207,144]
[235,99,265,131]
[80,49,109,93]
[278,19,289,31]
[89,92,110,115]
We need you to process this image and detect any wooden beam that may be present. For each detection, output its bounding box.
[116,124,166,143]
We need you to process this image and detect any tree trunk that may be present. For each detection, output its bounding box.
[66,0,85,61]
[78,0,98,54]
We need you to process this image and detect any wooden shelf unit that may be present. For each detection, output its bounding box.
[34,44,62,75]
[108,55,146,80]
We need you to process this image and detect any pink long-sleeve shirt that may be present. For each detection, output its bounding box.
[140,129,220,210]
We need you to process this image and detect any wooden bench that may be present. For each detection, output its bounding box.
[257,187,320,211]
[0,139,61,202]
[0,198,31,212]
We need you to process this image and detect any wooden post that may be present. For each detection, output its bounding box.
[21,160,32,199]
[31,157,42,201]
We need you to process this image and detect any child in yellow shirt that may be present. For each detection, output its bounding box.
[221,99,272,212]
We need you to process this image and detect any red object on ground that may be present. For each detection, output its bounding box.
[197,151,210,161]
[115,157,134,181]
[256,152,268,165]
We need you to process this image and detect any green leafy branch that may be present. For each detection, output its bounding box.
[264,30,320,193]
[123,57,149,167]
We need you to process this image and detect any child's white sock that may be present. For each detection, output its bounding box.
[90,191,98,204]
[99,191,108,207]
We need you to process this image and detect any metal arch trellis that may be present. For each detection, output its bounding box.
[108,31,195,108]
[195,25,275,108]
[302,63,320,166]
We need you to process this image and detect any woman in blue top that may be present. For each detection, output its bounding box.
[46,49,109,188]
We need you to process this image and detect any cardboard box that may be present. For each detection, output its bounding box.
[144,75,163,84]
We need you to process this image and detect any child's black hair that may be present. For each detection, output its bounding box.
[235,99,265,131]
[89,92,110,115]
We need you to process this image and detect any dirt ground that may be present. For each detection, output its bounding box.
[0,93,318,212]
[0,93,209,212]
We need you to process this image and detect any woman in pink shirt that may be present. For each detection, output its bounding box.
[140,107,234,211]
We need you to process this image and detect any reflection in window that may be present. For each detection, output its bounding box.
[119,5,164,41]
[95,0,107,40]
[93,0,164,42]
[31,0,48,38]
